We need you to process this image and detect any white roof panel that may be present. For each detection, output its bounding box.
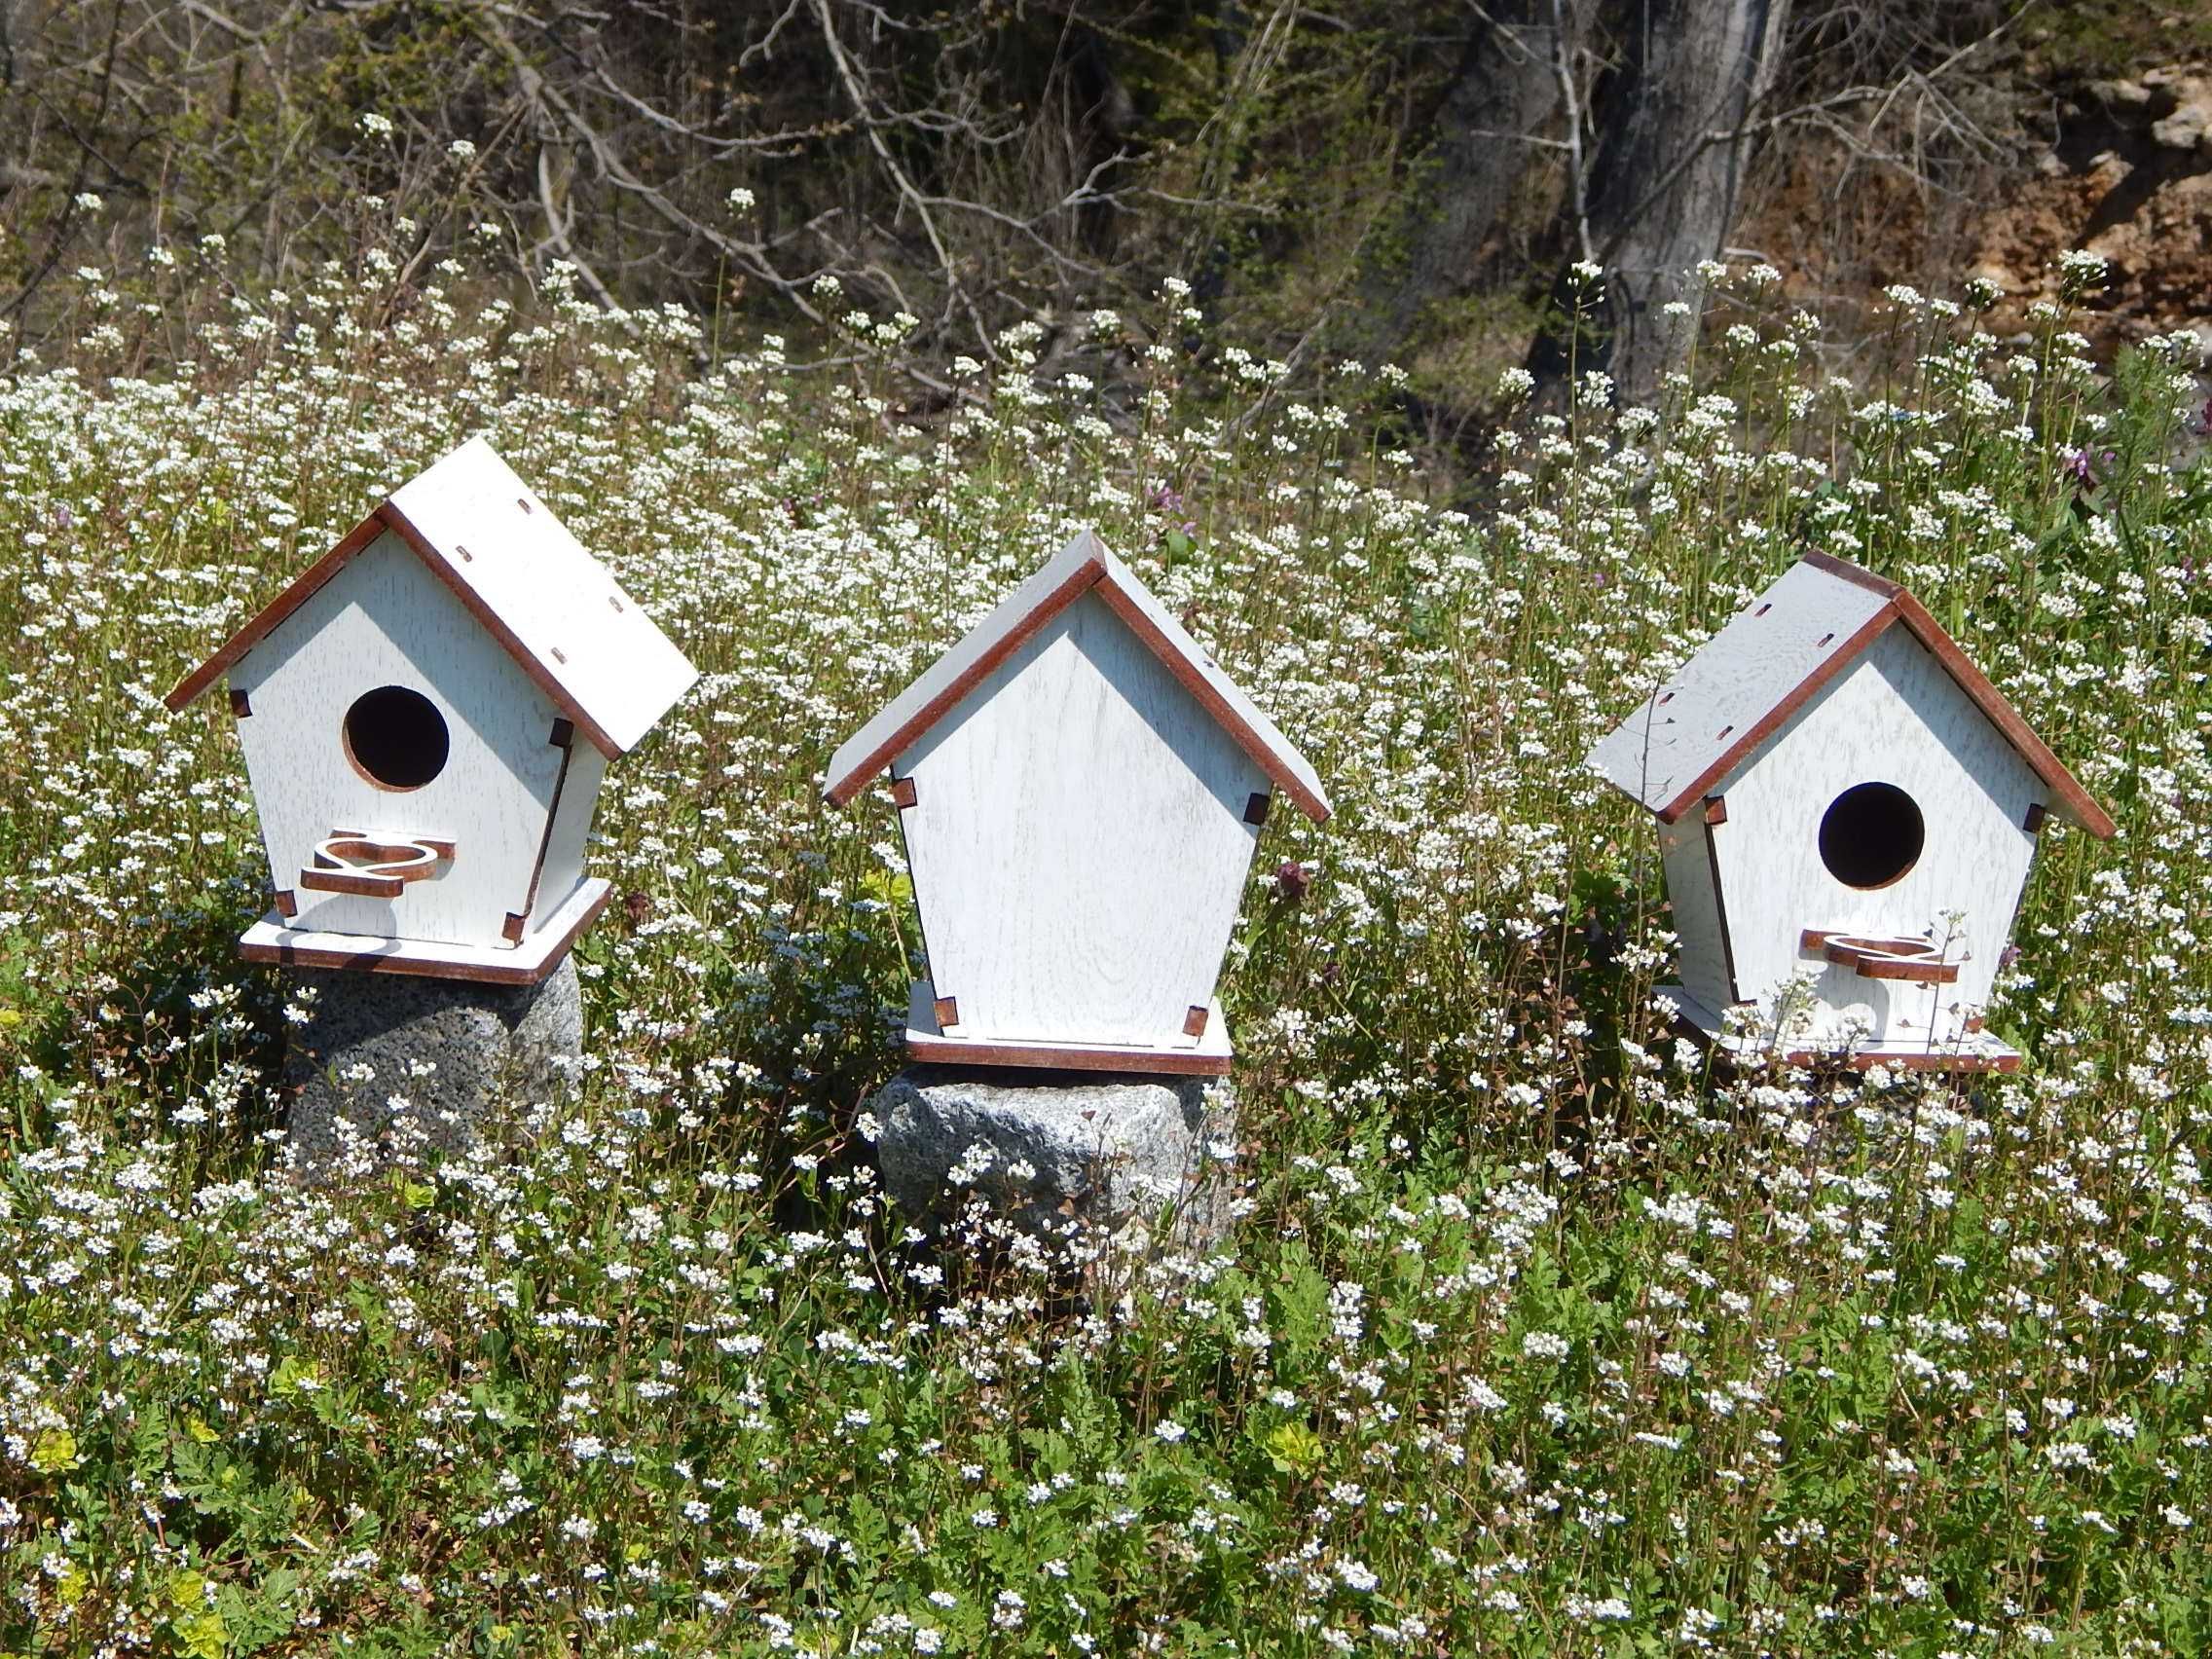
[385,437,697,754]
[1590,559,1894,819]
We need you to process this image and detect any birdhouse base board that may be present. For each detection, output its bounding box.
[904,981,1233,1077]
[1656,985,2021,1074]
[240,879,610,985]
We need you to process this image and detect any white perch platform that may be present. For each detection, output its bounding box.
[241,879,609,986]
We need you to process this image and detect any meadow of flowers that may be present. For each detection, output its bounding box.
[1,233,2209,1656]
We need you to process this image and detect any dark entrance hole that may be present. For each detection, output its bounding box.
[1818,781,1924,889]
[344,685,450,791]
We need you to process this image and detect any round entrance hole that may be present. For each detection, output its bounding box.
[1818,781,1924,889]
[343,685,450,791]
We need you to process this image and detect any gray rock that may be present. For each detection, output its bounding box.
[870,1066,1237,1252]
[279,959,581,1177]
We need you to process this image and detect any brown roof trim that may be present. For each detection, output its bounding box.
[1798,548,1900,597]
[164,501,623,760]
[1886,586,2117,838]
[1090,578,1332,824]
[822,552,1108,806]
[1655,600,1899,823]
[1660,550,2118,838]
[164,507,389,713]
[824,551,1333,824]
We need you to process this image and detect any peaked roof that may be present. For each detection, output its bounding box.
[1591,551,2116,837]
[166,437,698,757]
[824,530,1332,823]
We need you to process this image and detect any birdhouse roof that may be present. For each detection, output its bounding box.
[824,529,1332,823]
[1591,551,2116,837]
[165,437,697,756]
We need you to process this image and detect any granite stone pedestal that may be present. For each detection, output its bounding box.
[280,960,581,1175]
[870,1067,1237,1252]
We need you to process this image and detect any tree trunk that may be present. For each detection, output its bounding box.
[1535,0,1791,401]
[1343,0,1598,365]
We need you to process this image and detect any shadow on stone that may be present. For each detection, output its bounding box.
[280,959,581,1179]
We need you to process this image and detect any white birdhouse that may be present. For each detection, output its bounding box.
[1590,551,2115,1072]
[166,437,697,983]
[825,530,1332,1075]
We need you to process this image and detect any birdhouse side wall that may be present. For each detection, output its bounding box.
[1712,626,2043,1044]
[229,532,571,949]
[897,590,1271,1049]
[526,741,608,934]
[1657,816,1736,1016]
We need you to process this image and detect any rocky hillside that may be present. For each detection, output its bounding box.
[1973,62,2212,349]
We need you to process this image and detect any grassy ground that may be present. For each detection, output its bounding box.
[1,244,2209,1656]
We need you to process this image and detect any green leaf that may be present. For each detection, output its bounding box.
[859,867,913,909]
[173,1606,229,1659]
[268,1354,323,1398]
[1260,1421,1324,1478]
[30,1426,80,1473]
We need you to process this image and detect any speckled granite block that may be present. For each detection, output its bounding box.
[870,1066,1237,1252]
[279,960,580,1175]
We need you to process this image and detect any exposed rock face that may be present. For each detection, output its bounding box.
[1972,64,2212,350]
[871,1067,1237,1253]
[280,961,581,1176]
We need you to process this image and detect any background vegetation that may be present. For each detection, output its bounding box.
[0,207,2208,1652]
[7,0,2203,442]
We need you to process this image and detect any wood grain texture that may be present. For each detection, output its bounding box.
[166,437,698,756]
[1087,556,1332,824]
[240,878,609,984]
[1657,984,2021,1074]
[825,529,1331,822]
[905,980,1234,1075]
[1884,583,2115,837]
[826,536,1108,804]
[1712,625,2043,1048]
[165,507,391,712]
[897,588,1272,1049]
[230,530,570,950]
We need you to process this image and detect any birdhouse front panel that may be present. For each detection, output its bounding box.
[1710,624,2044,1045]
[228,529,572,950]
[896,588,1272,1050]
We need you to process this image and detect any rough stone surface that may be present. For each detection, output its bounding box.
[280,959,581,1175]
[871,1067,1237,1251]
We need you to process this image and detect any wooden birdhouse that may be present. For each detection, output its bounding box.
[166,437,697,983]
[825,530,1331,1075]
[1590,551,2115,1072]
